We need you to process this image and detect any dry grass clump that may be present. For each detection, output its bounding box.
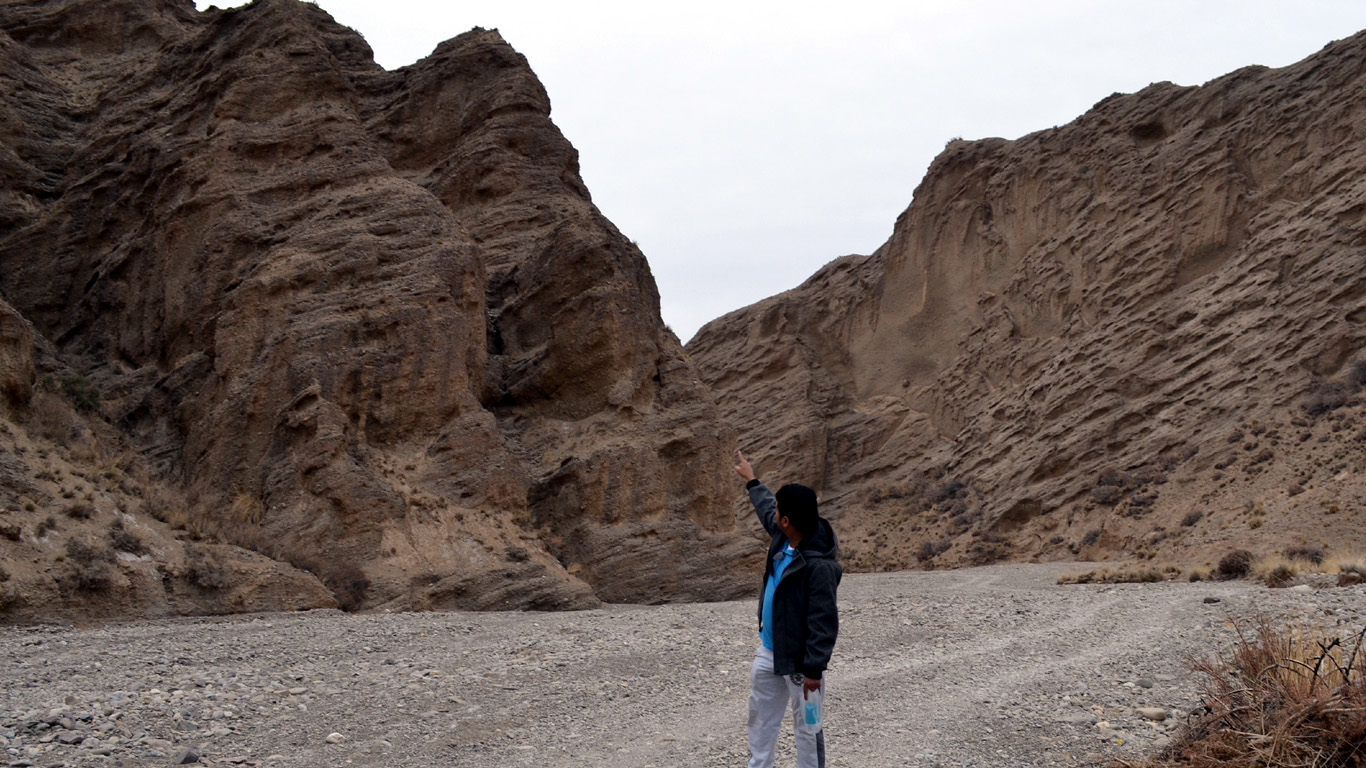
[1116,617,1366,768]
[1217,549,1253,580]
[1058,563,1183,585]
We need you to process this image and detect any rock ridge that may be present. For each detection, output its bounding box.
[0,0,752,621]
[688,32,1366,570]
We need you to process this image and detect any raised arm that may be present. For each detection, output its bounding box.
[736,450,780,537]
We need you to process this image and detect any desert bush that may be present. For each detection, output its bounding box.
[1117,618,1366,768]
[184,545,228,590]
[63,540,114,591]
[1217,549,1254,580]
[1284,546,1325,565]
[966,540,1008,566]
[1180,510,1203,527]
[143,485,189,530]
[941,498,969,519]
[1262,562,1297,588]
[40,373,100,413]
[1303,377,1351,416]
[916,538,950,562]
[63,501,94,520]
[36,516,58,536]
[1187,566,1212,582]
[1081,529,1102,547]
[928,477,966,505]
[108,520,148,556]
[1058,564,1181,585]
[0,522,20,541]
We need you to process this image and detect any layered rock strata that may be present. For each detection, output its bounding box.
[689,32,1366,570]
[0,0,752,619]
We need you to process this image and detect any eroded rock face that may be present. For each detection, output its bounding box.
[689,33,1366,570]
[0,0,752,619]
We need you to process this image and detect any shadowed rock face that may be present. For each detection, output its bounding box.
[689,32,1366,571]
[0,0,753,617]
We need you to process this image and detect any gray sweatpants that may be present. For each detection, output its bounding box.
[747,645,826,768]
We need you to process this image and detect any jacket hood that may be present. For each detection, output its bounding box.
[799,516,838,560]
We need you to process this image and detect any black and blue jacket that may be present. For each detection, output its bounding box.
[747,479,842,680]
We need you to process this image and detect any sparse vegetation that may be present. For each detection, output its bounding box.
[1180,510,1203,527]
[63,539,114,591]
[109,519,148,556]
[1117,618,1366,768]
[916,538,951,562]
[1302,377,1352,416]
[1284,546,1325,565]
[63,501,94,520]
[1058,563,1182,584]
[184,545,228,590]
[41,373,100,413]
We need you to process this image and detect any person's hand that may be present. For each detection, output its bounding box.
[734,450,756,482]
[802,676,822,698]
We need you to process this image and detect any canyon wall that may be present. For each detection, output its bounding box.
[0,0,753,621]
[689,32,1366,570]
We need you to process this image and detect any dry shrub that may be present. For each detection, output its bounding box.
[0,522,20,541]
[63,501,94,520]
[109,519,148,556]
[916,538,950,562]
[142,484,189,530]
[184,545,228,590]
[1058,563,1182,585]
[1180,510,1203,527]
[42,374,99,413]
[1284,546,1326,565]
[1303,377,1352,416]
[1217,549,1254,580]
[1324,553,1366,575]
[229,493,263,527]
[63,540,114,591]
[25,390,77,442]
[1117,618,1366,768]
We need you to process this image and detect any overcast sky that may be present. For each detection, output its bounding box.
[199,1,1366,342]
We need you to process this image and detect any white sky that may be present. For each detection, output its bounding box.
[197,1,1366,342]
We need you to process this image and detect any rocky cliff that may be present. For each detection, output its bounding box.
[0,0,753,621]
[688,32,1366,571]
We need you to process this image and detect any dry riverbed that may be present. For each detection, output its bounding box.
[3,563,1363,767]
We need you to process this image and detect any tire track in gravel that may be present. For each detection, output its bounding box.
[827,565,1249,767]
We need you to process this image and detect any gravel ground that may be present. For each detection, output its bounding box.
[2,563,1363,768]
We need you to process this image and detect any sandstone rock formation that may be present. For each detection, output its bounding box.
[0,0,753,621]
[688,32,1366,571]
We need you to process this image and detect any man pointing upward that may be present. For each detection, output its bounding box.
[735,450,842,768]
